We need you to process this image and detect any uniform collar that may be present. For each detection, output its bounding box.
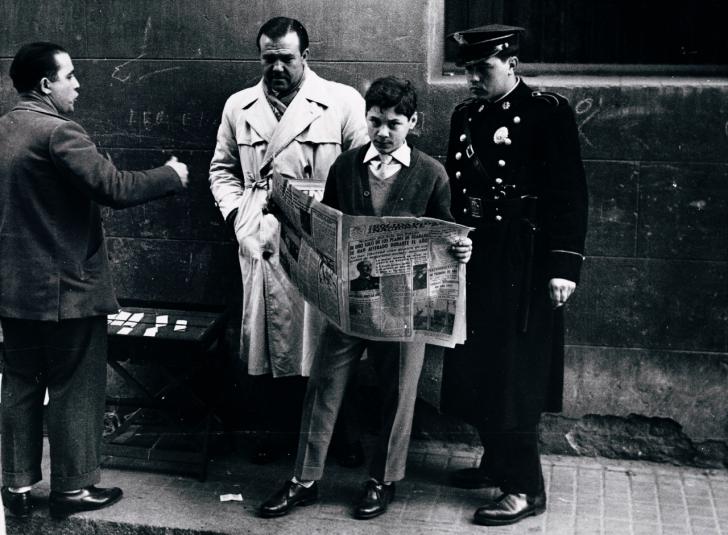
[491,77,521,105]
[363,142,411,167]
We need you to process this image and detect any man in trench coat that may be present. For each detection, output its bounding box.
[208,17,368,461]
[0,42,188,519]
[441,25,588,526]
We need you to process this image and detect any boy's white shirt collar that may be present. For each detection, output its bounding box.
[363,142,412,167]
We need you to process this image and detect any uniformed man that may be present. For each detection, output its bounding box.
[440,25,588,526]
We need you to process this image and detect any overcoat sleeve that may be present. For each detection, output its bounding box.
[541,102,588,283]
[49,121,183,209]
[426,165,454,222]
[209,97,245,221]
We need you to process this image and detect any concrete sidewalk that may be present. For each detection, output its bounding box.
[5,437,728,534]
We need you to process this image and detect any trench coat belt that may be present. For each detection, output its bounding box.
[245,178,269,190]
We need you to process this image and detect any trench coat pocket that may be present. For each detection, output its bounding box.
[259,212,281,258]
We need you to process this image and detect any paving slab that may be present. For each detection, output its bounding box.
[4,438,727,534]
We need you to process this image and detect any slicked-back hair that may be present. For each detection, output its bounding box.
[365,76,418,118]
[10,41,67,93]
[256,17,309,52]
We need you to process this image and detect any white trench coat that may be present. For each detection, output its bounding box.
[209,67,368,376]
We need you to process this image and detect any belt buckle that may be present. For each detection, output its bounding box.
[465,145,475,159]
[467,196,482,218]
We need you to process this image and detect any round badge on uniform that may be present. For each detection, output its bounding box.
[493,126,510,145]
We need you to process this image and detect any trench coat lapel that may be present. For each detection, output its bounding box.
[241,82,277,144]
[260,68,328,172]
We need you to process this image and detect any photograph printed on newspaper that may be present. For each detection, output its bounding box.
[270,173,472,347]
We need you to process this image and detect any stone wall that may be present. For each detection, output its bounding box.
[1,0,726,466]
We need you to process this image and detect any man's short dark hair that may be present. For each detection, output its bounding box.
[365,76,417,118]
[257,17,309,52]
[9,42,67,93]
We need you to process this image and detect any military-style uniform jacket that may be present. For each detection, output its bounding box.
[448,79,587,282]
[441,79,588,429]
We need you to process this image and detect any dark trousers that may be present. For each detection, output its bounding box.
[1,316,107,491]
[478,423,544,495]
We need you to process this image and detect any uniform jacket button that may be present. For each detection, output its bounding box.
[498,160,506,167]
[495,215,503,221]
[462,208,468,213]
[495,178,503,184]
[363,190,370,197]
[513,116,521,124]
[462,188,467,194]
[455,171,462,178]
[455,152,462,160]
[459,134,466,142]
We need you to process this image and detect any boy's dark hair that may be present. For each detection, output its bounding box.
[257,17,309,52]
[10,42,67,93]
[364,76,417,118]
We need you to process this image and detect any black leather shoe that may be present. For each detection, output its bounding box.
[49,486,123,519]
[353,480,395,519]
[449,467,498,489]
[259,480,318,518]
[334,441,365,468]
[1,486,32,518]
[473,491,546,526]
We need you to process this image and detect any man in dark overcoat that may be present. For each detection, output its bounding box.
[0,42,188,519]
[441,25,588,526]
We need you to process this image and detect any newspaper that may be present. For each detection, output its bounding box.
[271,174,472,347]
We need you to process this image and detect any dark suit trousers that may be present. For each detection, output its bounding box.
[1,316,107,491]
[295,324,426,482]
[477,423,544,495]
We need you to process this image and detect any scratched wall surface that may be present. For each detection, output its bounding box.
[0,0,726,454]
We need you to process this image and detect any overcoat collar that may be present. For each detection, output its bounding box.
[237,67,334,173]
[12,95,68,120]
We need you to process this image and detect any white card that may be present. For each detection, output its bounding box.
[117,326,133,335]
[143,327,158,337]
[129,312,144,323]
[219,494,243,502]
[116,311,132,321]
[156,315,169,326]
[174,319,188,332]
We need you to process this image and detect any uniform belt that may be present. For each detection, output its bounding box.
[464,196,537,222]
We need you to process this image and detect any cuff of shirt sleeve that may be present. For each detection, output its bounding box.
[548,250,584,284]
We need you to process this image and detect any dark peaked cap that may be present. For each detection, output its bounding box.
[449,24,525,66]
